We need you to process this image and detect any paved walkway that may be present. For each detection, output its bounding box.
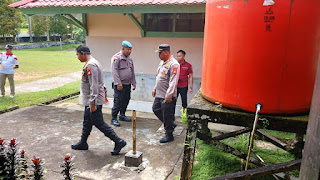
[5,71,81,94]
[0,104,186,180]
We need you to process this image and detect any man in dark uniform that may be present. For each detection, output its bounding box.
[71,45,126,155]
[152,44,180,143]
[111,41,136,127]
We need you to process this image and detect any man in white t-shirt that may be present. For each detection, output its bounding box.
[0,44,19,98]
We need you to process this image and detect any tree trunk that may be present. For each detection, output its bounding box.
[28,16,33,42]
[46,32,50,41]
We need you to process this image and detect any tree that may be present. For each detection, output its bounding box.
[0,0,22,40]
[31,15,50,37]
[49,17,69,37]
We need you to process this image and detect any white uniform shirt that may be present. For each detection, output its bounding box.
[0,52,19,74]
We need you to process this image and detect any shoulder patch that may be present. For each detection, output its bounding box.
[113,56,118,63]
[87,67,92,76]
[172,65,178,75]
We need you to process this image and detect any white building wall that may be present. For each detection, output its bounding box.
[84,13,204,111]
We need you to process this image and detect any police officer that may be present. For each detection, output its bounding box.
[152,44,180,143]
[111,41,136,127]
[71,45,126,155]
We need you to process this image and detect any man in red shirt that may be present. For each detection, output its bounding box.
[176,50,193,110]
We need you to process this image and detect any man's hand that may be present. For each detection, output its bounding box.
[89,104,97,112]
[105,97,109,105]
[165,97,172,103]
[117,83,123,91]
[133,84,136,91]
[152,89,156,97]
[189,88,193,94]
[15,65,19,69]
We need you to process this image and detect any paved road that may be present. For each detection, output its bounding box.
[4,71,81,94]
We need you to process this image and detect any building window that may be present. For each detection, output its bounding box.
[143,13,205,37]
[145,13,173,32]
[175,13,205,32]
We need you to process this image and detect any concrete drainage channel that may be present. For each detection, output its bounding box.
[38,91,80,105]
[0,91,80,114]
[0,105,19,114]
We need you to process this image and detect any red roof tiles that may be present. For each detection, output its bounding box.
[10,0,206,8]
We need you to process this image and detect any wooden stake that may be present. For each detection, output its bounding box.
[132,110,136,154]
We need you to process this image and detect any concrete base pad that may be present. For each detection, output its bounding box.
[125,150,143,167]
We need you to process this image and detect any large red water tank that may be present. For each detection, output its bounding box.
[201,0,320,114]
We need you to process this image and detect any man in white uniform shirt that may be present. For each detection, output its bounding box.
[0,44,19,98]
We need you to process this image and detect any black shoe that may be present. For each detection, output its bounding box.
[71,141,88,150]
[111,140,127,155]
[173,123,177,129]
[111,119,120,127]
[119,115,131,122]
[160,133,174,143]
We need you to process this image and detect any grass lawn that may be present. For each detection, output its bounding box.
[179,112,299,180]
[2,44,83,84]
[191,136,298,180]
[0,80,80,110]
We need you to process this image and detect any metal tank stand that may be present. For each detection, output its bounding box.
[180,90,307,180]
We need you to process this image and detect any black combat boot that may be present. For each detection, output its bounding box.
[71,132,89,150]
[160,132,174,143]
[71,141,88,150]
[111,116,120,127]
[111,139,127,155]
[119,114,131,122]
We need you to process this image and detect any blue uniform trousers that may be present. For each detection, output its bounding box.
[112,84,131,117]
[152,97,177,133]
[81,105,120,142]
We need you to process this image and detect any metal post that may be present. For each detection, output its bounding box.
[245,103,262,170]
[132,110,136,154]
[28,16,33,42]
[60,38,62,50]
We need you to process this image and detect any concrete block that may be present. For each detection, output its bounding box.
[125,150,143,167]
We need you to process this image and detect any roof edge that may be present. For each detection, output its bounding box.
[9,0,36,8]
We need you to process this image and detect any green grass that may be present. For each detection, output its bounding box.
[262,129,294,139]
[5,44,83,84]
[192,137,297,180]
[179,111,299,180]
[0,80,80,110]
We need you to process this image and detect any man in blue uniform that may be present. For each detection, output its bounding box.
[152,44,180,143]
[110,41,136,127]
